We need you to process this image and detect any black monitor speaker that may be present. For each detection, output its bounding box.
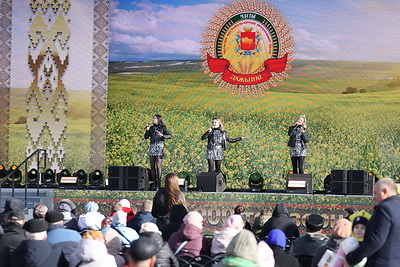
[286,174,313,194]
[331,169,347,194]
[197,172,226,192]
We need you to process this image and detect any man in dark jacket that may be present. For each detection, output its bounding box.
[290,214,329,267]
[346,178,400,267]
[0,198,24,226]
[260,203,300,239]
[0,209,26,251]
[11,219,64,267]
[0,225,10,267]
[128,200,157,232]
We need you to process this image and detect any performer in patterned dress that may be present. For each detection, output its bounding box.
[201,117,244,173]
[144,114,171,190]
[287,115,309,174]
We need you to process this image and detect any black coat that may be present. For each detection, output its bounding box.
[287,126,309,148]
[144,125,171,144]
[260,204,300,239]
[127,211,157,232]
[0,222,25,251]
[141,231,179,267]
[0,243,10,267]
[290,232,329,257]
[10,240,63,267]
[346,195,400,267]
[311,238,344,267]
[271,245,300,267]
[201,129,242,151]
[160,204,188,241]
[152,188,186,229]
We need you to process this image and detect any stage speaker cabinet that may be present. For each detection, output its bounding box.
[108,177,125,190]
[197,172,226,192]
[331,170,348,194]
[348,170,373,195]
[286,174,313,194]
[108,166,125,178]
[125,166,149,191]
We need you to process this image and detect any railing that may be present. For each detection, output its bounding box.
[0,149,47,209]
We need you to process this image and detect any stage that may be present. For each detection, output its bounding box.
[54,189,375,234]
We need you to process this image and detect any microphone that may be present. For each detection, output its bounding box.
[144,122,151,130]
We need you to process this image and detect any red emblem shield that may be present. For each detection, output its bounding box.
[240,31,256,50]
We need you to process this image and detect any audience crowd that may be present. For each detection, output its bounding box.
[0,176,399,267]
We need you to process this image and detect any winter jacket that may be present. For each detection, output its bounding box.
[109,223,139,248]
[144,124,171,144]
[260,204,300,239]
[69,239,117,267]
[252,214,269,236]
[211,228,240,257]
[270,245,300,267]
[10,240,63,267]
[290,232,329,257]
[127,211,157,232]
[141,231,179,267]
[160,204,188,241]
[103,228,125,267]
[78,212,105,231]
[168,223,210,257]
[47,226,82,244]
[201,129,242,151]
[152,188,186,228]
[0,222,26,251]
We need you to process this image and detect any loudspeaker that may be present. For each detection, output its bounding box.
[125,166,147,178]
[348,170,373,195]
[197,172,226,192]
[331,170,347,194]
[108,177,125,190]
[286,174,313,194]
[108,166,125,178]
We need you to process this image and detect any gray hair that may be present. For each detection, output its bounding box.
[376,178,398,194]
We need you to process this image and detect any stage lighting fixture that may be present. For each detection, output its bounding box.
[26,168,40,186]
[323,174,332,192]
[0,164,6,179]
[57,169,71,184]
[73,169,88,187]
[41,169,56,186]
[249,172,264,191]
[177,171,191,191]
[89,170,104,187]
[7,165,22,186]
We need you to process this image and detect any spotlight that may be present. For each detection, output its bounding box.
[26,168,40,186]
[73,169,88,187]
[0,164,6,179]
[324,174,332,192]
[177,171,191,191]
[41,169,56,187]
[89,170,104,188]
[7,165,22,186]
[249,172,263,191]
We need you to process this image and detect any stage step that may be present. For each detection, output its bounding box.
[0,188,55,218]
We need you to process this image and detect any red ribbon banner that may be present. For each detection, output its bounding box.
[207,53,288,85]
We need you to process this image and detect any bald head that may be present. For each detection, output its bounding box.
[373,178,398,204]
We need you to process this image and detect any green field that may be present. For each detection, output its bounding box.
[107,60,400,190]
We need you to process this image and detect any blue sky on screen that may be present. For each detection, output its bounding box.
[110,0,400,62]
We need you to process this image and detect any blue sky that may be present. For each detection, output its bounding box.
[109,0,400,62]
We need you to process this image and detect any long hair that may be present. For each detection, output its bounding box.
[295,115,307,129]
[165,173,185,212]
[212,117,224,131]
[154,114,165,127]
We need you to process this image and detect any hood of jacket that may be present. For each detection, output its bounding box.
[72,239,108,262]
[272,204,289,217]
[78,212,105,230]
[178,223,202,240]
[140,231,164,247]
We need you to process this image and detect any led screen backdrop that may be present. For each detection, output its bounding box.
[2,0,109,173]
[107,0,399,189]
